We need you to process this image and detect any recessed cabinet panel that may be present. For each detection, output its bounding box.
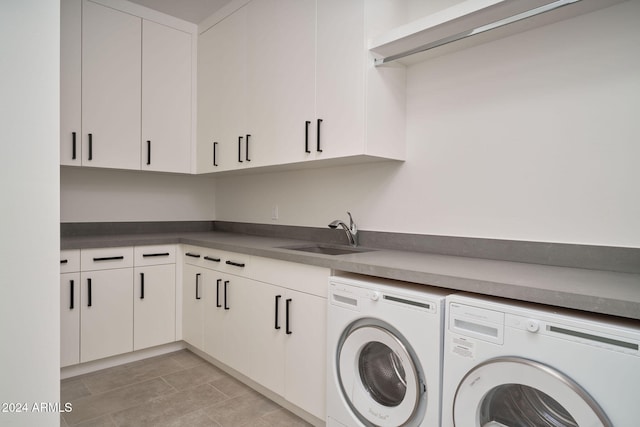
[82,0,141,170]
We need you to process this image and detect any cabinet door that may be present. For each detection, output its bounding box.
[182,264,206,350]
[142,20,192,173]
[203,272,225,361]
[60,0,82,166]
[60,272,80,367]
[219,275,253,373]
[315,0,365,159]
[284,290,327,419]
[197,6,247,173]
[82,0,141,170]
[245,280,286,394]
[80,268,133,362]
[134,264,176,351]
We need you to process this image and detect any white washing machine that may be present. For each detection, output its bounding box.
[327,274,449,427]
[442,293,640,427]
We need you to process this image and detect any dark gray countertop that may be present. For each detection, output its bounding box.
[61,229,640,321]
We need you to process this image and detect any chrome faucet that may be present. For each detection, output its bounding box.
[328,211,359,247]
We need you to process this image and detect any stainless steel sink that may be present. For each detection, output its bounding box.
[278,244,375,256]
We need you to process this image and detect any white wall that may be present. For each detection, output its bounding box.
[215,2,640,247]
[61,167,216,222]
[0,1,60,426]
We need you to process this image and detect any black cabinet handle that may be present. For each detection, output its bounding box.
[224,280,230,310]
[204,256,220,263]
[213,142,218,167]
[140,272,145,299]
[195,273,201,300]
[275,295,281,330]
[60,259,68,264]
[185,252,201,258]
[72,132,77,160]
[317,119,323,152]
[93,256,124,262]
[238,136,243,163]
[246,134,251,162]
[69,280,75,310]
[305,121,311,153]
[88,133,93,160]
[225,260,245,268]
[146,140,151,165]
[143,252,170,258]
[216,279,222,308]
[87,278,92,307]
[286,298,292,335]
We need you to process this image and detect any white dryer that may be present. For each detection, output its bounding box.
[442,293,640,427]
[327,274,449,427]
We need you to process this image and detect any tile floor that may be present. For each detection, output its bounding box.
[60,350,312,427]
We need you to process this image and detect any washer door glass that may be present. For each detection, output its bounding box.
[454,357,612,427]
[338,320,427,427]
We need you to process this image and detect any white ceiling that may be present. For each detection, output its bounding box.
[127,0,233,23]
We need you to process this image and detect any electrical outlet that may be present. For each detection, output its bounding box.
[271,205,279,221]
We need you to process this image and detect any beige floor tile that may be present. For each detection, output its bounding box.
[260,408,312,427]
[161,363,226,391]
[203,390,280,427]
[110,383,227,427]
[64,377,175,425]
[81,356,184,394]
[160,409,222,427]
[62,378,92,403]
[71,414,117,427]
[209,375,253,399]
[169,349,208,369]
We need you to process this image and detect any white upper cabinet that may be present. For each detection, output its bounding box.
[61,0,195,173]
[60,0,82,166]
[196,0,406,173]
[141,20,192,173]
[82,0,142,170]
[197,5,248,173]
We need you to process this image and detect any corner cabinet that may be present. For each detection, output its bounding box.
[61,0,194,173]
[196,0,406,173]
[181,245,329,420]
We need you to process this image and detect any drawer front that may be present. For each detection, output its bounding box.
[60,249,81,273]
[251,256,329,298]
[182,245,252,277]
[134,244,176,266]
[81,247,134,271]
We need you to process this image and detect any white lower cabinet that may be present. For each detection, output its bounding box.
[80,268,134,363]
[61,245,177,367]
[181,247,328,420]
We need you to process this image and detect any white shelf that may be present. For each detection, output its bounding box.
[369,0,627,65]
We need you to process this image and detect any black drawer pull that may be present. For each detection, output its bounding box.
[286,298,292,335]
[317,119,323,152]
[143,252,170,258]
[275,295,281,330]
[72,132,77,160]
[238,136,243,163]
[60,259,68,264]
[88,133,93,160]
[195,273,201,300]
[93,256,124,262]
[224,280,230,310]
[305,121,311,153]
[246,134,251,162]
[69,280,75,310]
[216,279,222,308]
[140,272,145,299]
[213,141,218,167]
[204,256,220,263]
[146,140,151,165]
[185,252,201,258]
[225,260,245,268]
[87,278,92,307]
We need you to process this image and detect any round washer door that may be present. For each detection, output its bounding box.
[337,319,427,427]
[454,357,612,427]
